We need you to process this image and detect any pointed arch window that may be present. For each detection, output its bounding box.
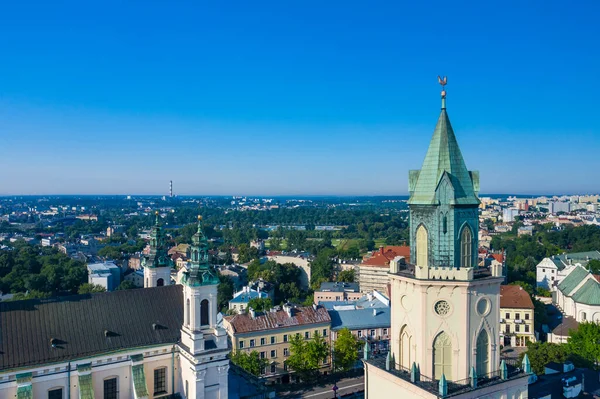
[460,226,472,268]
[433,331,452,380]
[399,325,412,369]
[476,329,489,376]
[200,299,209,326]
[416,225,428,268]
[442,215,448,234]
[157,278,164,286]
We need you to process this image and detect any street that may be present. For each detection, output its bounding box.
[277,376,365,398]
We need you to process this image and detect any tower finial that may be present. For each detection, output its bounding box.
[154,210,159,225]
[438,75,447,109]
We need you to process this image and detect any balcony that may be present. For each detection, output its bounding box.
[364,357,527,397]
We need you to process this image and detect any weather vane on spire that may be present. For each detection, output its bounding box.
[437,75,447,98]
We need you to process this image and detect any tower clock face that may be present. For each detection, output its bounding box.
[434,300,451,316]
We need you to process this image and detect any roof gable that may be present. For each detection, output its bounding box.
[558,265,590,295]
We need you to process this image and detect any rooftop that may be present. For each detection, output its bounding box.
[224,305,330,334]
[318,281,360,293]
[364,357,526,398]
[0,285,183,371]
[500,285,534,309]
[361,245,411,267]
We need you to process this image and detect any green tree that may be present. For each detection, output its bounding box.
[588,259,600,274]
[115,280,137,290]
[567,322,600,368]
[247,297,273,312]
[217,275,235,312]
[520,342,568,374]
[337,269,355,283]
[333,328,361,371]
[77,283,107,294]
[230,350,268,376]
[97,246,122,259]
[287,332,329,381]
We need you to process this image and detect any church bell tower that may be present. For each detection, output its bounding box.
[142,211,173,288]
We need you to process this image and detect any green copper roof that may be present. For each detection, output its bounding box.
[183,217,219,287]
[557,265,589,295]
[17,385,32,399]
[132,364,150,398]
[78,373,95,399]
[408,102,479,206]
[571,278,600,306]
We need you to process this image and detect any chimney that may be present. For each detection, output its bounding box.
[283,303,293,318]
[312,303,317,311]
[373,309,377,317]
[379,246,385,254]
[249,307,256,319]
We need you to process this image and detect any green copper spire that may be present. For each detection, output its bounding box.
[142,211,173,269]
[409,79,479,206]
[182,216,219,287]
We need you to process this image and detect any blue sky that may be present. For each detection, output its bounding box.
[1,1,599,196]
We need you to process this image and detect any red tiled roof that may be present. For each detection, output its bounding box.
[361,245,410,267]
[593,275,600,283]
[491,254,504,263]
[224,306,330,334]
[500,285,534,309]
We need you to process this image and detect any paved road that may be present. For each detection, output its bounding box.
[277,376,364,398]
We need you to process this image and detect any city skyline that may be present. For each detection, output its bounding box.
[2,1,599,195]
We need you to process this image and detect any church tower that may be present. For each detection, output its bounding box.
[178,216,229,399]
[364,79,528,399]
[143,211,173,288]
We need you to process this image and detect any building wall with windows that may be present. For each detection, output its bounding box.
[223,306,331,383]
[0,347,176,399]
[499,285,536,347]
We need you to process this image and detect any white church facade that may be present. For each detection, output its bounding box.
[363,81,532,399]
[0,217,230,399]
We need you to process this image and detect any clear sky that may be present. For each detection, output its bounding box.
[1,1,599,196]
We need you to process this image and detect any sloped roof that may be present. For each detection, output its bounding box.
[361,246,410,267]
[0,285,183,371]
[329,307,390,331]
[224,306,330,334]
[500,285,534,309]
[408,107,479,206]
[571,278,600,306]
[557,265,589,295]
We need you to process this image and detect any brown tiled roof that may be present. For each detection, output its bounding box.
[0,285,183,371]
[500,285,534,309]
[551,316,579,336]
[490,254,504,263]
[224,306,330,334]
[361,246,410,267]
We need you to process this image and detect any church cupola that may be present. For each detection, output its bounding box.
[408,78,480,274]
[143,211,173,287]
[180,216,225,356]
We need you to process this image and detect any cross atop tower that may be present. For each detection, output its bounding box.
[438,75,447,108]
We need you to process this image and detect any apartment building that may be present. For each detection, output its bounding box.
[223,304,331,384]
[499,285,536,347]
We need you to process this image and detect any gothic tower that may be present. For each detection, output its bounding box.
[178,216,229,399]
[143,211,173,288]
[387,82,505,383]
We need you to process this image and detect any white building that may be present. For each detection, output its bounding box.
[536,251,600,290]
[228,286,270,313]
[502,208,519,223]
[0,217,230,399]
[554,264,600,323]
[87,261,121,291]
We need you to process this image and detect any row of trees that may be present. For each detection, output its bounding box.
[230,328,362,380]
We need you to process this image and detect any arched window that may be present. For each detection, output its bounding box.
[185,380,189,398]
[201,299,209,326]
[460,226,472,268]
[581,312,587,321]
[193,250,198,262]
[186,298,190,327]
[146,278,148,287]
[476,329,489,376]
[103,376,119,399]
[433,331,452,380]
[157,278,164,287]
[416,225,428,268]
[442,215,448,234]
[399,325,411,369]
